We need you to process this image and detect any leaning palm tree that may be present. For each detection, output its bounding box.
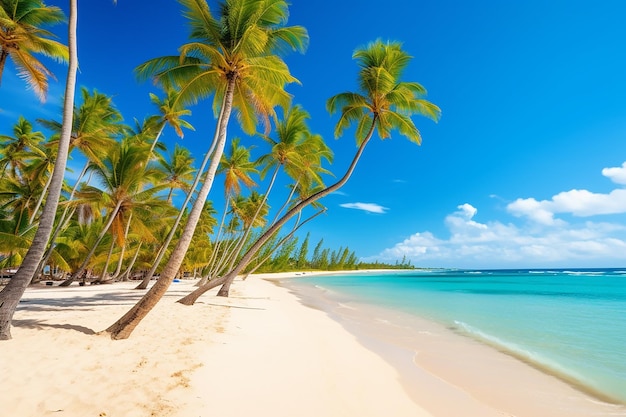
[34,88,125,279]
[59,139,167,286]
[199,137,258,284]
[178,39,441,304]
[105,0,307,340]
[0,0,77,340]
[0,0,68,101]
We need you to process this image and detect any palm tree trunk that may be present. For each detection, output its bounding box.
[179,118,378,304]
[220,209,324,294]
[120,241,142,281]
[99,239,116,282]
[28,169,54,225]
[0,0,78,340]
[135,130,217,290]
[111,213,132,280]
[223,166,280,273]
[35,206,76,278]
[37,160,89,272]
[60,200,123,286]
[146,123,166,163]
[106,76,237,340]
[195,193,231,287]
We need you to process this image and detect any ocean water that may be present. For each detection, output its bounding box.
[295,268,626,404]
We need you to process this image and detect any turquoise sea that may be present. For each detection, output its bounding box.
[291,268,626,405]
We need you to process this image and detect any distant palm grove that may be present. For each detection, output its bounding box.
[0,0,438,340]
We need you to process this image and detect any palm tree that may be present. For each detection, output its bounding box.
[157,144,196,203]
[199,137,258,284]
[59,139,168,286]
[177,39,441,304]
[34,88,125,278]
[212,105,329,295]
[105,0,307,340]
[0,0,68,101]
[145,89,194,160]
[0,117,46,179]
[0,0,77,340]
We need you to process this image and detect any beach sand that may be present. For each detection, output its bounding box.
[1,272,625,417]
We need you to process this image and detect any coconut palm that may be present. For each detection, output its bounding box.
[157,143,195,203]
[59,139,167,286]
[0,0,68,101]
[0,0,105,340]
[144,89,194,160]
[33,88,126,277]
[199,137,258,283]
[212,105,330,295]
[178,39,441,304]
[0,117,46,179]
[106,0,307,340]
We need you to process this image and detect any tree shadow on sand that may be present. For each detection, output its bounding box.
[12,319,96,335]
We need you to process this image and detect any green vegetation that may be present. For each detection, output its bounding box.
[0,0,437,340]
[252,233,414,273]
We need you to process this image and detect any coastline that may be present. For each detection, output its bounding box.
[2,270,624,417]
[271,271,626,417]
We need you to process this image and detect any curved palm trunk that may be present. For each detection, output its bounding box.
[223,209,325,293]
[179,118,377,304]
[135,120,219,290]
[28,169,54,225]
[222,165,280,274]
[147,123,166,163]
[105,77,237,340]
[0,1,78,340]
[35,206,76,278]
[60,200,123,286]
[111,213,133,280]
[195,192,232,287]
[120,241,143,281]
[99,239,116,282]
[37,160,90,273]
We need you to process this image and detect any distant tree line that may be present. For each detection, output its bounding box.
[247,233,414,273]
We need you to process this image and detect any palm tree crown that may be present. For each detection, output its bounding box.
[327,39,441,145]
[135,0,308,134]
[0,0,68,101]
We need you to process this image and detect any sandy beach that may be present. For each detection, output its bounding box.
[1,272,625,417]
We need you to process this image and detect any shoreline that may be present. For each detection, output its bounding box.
[2,270,625,416]
[270,271,626,417]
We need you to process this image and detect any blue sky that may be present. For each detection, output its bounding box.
[3,0,626,269]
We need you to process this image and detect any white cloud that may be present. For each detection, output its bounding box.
[602,161,626,185]
[363,162,626,268]
[507,162,626,223]
[365,205,626,268]
[340,202,388,214]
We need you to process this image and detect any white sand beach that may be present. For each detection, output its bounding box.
[1,273,625,417]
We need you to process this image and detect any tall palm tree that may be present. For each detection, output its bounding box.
[59,139,167,286]
[200,137,258,283]
[34,88,125,278]
[178,39,441,304]
[106,0,307,340]
[0,0,68,101]
[214,106,331,295]
[0,0,77,340]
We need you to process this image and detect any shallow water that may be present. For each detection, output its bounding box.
[295,268,626,404]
